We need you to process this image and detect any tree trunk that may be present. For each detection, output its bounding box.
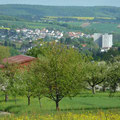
[113,88,116,93]
[56,101,59,111]
[14,96,17,104]
[5,93,8,102]
[27,96,31,106]
[38,97,42,108]
[92,86,96,94]
[102,85,106,92]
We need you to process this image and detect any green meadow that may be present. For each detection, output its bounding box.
[0,19,120,33]
[0,92,120,115]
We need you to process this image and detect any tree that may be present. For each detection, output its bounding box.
[84,62,107,94]
[31,43,85,110]
[16,62,46,106]
[17,66,35,106]
[0,46,10,63]
[0,46,11,102]
[107,63,120,94]
[106,56,120,94]
[30,63,46,107]
[0,64,18,102]
[4,41,8,46]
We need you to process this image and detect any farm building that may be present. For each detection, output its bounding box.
[0,55,36,68]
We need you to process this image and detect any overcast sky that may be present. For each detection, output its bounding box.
[0,0,120,7]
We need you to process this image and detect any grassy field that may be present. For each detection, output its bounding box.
[44,16,115,21]
[0,92,120,115]
[0,92,120,119]
[0,20,120,33]
[0,20,68,30]
[65,22,120,33]
[87,22,120,33]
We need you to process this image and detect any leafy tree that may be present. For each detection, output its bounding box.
[30,62,47,107]
[4,41,8,46]
[17,66,35,106]
[31,43,85,110]
[0,46,11,101]
[84,62,107,94]
[107,63,120,94]
[0,64,18,102]
[106,56,120,94]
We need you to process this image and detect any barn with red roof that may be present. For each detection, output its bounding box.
[0,55,36,68]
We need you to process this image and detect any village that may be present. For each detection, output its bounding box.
[0,27,94,53]
[0,27,92,42]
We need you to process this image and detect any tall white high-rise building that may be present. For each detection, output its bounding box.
[102,33,113,48]
[93,33,113,49]
[93,33,102,47]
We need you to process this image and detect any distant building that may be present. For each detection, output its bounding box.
[93,33,113,52]
[102,33,113,48]
[93,33,102,47]
[0,55,36,69]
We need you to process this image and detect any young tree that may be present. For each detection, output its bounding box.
[0,64,18,102]
[84,62,107,94]
[106,57,120,94]
[32,43,85,110]
[17,66,35,106]
[30,63,46,107]
[0,46,10,102]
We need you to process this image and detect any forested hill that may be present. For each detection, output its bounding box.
[0,4,120,19]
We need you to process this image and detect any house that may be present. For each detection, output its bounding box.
[0,55,36,69]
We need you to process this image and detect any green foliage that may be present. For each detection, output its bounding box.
[84,62,107,94]
[94,48,120,62]
[87,23,120,33]
[105,56,120,94]
[26,43,85,110]
[9,47,20,56]
[0,5,120,19]
[0,46,10,63]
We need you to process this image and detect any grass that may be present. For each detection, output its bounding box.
[0,20,68,31]
[0,92,120,115]
[1,19,120,33]
[87,22,120,33]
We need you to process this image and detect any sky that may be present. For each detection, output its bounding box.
[0,0,120,7]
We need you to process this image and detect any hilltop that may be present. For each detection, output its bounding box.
[0,5,120,20]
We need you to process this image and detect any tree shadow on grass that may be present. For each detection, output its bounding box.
[0,105,23,114]
[60,106,120,112]
[0,99,20,103]
[49,106,120,112]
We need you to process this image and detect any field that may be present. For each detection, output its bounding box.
[0,92,120,119]
[1,112,120,120]
[0,20,66,30]
[64,22,120,33]
[87,22,120,33]
[0,27,10,30]
[0,19,120,33]
[44,16,115,21]
[0,92,120,115]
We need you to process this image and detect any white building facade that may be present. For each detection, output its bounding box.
[93,33,113,52]
[102,34,113,48]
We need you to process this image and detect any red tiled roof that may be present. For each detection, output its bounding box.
[0,55,36,68]
[82,44,87,47]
